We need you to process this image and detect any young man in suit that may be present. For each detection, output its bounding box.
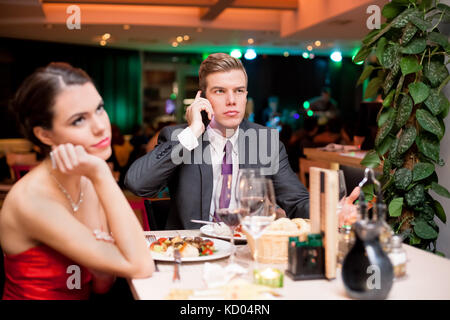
[125,53,358,229]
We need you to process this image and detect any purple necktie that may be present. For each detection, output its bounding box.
[218,140,233,209]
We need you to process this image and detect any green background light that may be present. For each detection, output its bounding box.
[303,101,310,109]
[230,49,242,59]
[307,110,314,117]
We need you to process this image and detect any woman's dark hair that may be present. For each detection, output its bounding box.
[11,62,93,155]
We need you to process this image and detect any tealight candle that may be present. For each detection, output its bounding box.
[253,268,283,288]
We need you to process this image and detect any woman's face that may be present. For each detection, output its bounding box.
[47,82,112,160]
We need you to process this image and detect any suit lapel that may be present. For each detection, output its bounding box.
[199,133,213,221]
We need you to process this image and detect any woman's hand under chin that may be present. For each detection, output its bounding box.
[50,143,109,179]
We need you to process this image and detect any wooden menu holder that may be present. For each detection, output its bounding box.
[309,167,338,280]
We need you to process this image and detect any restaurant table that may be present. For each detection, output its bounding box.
[128,230,450,300]
[303,147,381,171]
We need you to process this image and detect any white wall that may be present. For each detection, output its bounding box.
[435,0,450,258]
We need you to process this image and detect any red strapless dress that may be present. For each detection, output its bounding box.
[2,245,92,300]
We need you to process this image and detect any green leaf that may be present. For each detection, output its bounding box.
[383,44,400,68]
[389,197,404,217]
[408,82,430,105]
[397,126,417,154]
[414,220,438,239]
[424,60,449,88]
[418,0,433,11]
[357,65,375,86]
[375,114,395,147]
[412,162,434,181]
[376,37,387,66]
[394,168,413,190]
[361,150,381,168]
[408,14,432,31]
[409,232,422,245]
[405,184,425,206]
[401,23,418,45]
[362,29,381,45]
[383,70,398,95]
[416,133,440,162]
[441,98,450,118]
[416,109,444,139]
[400,56,422,75]
[428,32,449,48]
[383,2,405,19]
[424,88,449,116]
[362,183,374,202]
[353,46,372,64]
[417,204,435,221]
[395,94,413,128]
[401,37,426,54]
[433,200,446,223]
[431,182,450,198]
[364,77,383,100]
[392,8,417,28]
[383,158,392,177]
[376,135,395,156]
[383,90,395,107]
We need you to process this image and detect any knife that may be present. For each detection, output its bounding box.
[190,219,217,225]
[173,248,181,282]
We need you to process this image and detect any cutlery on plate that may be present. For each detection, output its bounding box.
[190,219,217,225]
[173,248,181,282]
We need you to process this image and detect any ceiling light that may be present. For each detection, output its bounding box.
[183,35,190,41]
[100,40,107,46]
[309,54,315,59]
[283,52,289,57]
[307,45,313,51]
[244,49,257,60]
[330,51,342,62]
[176,36,183,42]
[315,40,321,46]
[123,24,130,30]
[302,52,309,59]
[230,49,242,59]
[102,33,111,40]
[247,38,254,44]
[172,42,179,47]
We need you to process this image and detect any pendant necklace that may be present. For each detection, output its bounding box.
[50,173,84,213]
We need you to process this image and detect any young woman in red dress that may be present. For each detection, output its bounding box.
[0,62,154,300]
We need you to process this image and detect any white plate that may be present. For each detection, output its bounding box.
[148,237,232,262]
[200,225,247,242]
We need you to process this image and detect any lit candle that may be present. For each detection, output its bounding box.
[253,268,283,288]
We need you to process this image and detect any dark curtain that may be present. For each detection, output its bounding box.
[0,38,142,137]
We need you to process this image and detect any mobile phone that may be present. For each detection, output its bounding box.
[201,110,210,128]
[200,91,210,128]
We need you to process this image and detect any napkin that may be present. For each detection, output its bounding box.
[319,143,360,152]
[202,262,248,288]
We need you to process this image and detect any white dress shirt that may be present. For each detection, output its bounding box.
[177,125,240,220]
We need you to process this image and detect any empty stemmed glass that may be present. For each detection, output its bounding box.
[237,176,275,270]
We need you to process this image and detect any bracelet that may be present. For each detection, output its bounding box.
[93,229,115,243]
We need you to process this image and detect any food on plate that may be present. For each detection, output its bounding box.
[213,222,244,238]
[149,236,216,258]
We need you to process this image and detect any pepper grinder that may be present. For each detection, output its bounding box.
[341,168,394,300]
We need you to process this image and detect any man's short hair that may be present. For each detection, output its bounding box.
[198,53,248,94]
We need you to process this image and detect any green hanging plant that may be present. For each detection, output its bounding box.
[355,0,450,254]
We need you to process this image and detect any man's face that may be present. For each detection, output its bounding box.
[204,69,247,133]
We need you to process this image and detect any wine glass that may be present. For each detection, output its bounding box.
[235,168,261,203]
[337,170,347,223]
[237,177,275,270]
[215,207,248,265]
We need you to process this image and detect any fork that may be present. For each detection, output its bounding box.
[146,234,160,272]
[173,248,181,282]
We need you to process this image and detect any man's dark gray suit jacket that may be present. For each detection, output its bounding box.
[124,119,309,229]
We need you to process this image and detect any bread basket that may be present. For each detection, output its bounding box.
[243,218,310,264]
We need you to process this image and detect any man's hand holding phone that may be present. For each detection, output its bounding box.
[185,90,214,138]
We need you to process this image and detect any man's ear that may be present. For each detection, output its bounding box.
[33,126,54,148]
